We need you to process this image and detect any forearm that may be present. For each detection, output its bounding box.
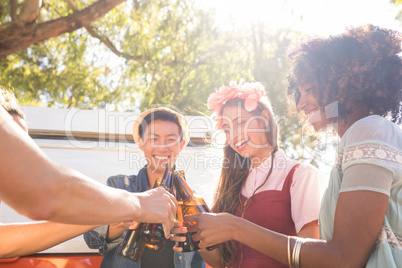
[0,122,142,224]
[42,166,142,224]
[233,217,355,267]
[234,191,386,268]
[233,217,291,266]
[106,224,127,242]
[0,222,98,259]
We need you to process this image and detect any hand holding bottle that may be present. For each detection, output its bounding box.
[107,221,140,241]
[135,187,178,237]
[171,221,192,253]
[172,170,221,252]
[184,212,236,250]
[118,177,169,262]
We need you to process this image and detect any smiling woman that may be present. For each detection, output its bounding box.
[175,82,323,268]
[283,24,402,268]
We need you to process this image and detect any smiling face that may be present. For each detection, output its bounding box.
[221,104,272,163]
[296,82,329,132]
[139,119,185,174]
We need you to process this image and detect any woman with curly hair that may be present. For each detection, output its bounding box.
[183,25,401,268]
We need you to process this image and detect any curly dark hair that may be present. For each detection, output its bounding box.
[287,24,402,124]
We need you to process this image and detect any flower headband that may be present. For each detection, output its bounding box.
[207,81,265,128]
[288,39,324,60]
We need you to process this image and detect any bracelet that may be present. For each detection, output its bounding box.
[291,239,298,268]
[287,236,291,268]
[291,238,304,268]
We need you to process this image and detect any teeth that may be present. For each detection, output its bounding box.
[305,108,319,117]
[308,110,321,124]
[154,156,169,160]
[235,139,248,147]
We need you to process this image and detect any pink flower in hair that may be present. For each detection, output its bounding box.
[241,82,265,112]
[207,81,266,128]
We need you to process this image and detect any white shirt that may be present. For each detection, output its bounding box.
[242,149,324,233]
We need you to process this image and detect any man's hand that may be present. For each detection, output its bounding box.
[135,187,178,238]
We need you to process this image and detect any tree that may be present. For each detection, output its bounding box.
[1,0,242,111]
[0,0,326,166]
[0,0,125,59]
[391,0,402,21]
[246,21,322,164]
[0,0,132,108]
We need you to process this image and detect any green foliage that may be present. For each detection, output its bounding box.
[0,0,122,109]
[0,31,115,109]
[0,0,329,164]
[0,0,288,113]
[391,0,402,21]
[114,0,253,114]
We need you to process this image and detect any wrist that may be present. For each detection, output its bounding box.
[107,225,126,241]
[126,192,142,221]
[229,215,243,241]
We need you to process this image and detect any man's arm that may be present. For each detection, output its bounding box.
[0,222,98,259]
[0,120,177,233]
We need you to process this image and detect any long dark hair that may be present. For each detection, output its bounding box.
[211,97,279,267]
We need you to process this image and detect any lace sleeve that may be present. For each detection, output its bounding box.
[341,163,393,196]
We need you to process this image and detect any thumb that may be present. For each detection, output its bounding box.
[162,222,172,239]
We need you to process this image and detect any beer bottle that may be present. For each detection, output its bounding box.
[174,170,219,252]
[117,223,146,262]
[117,178,163,261]
[142,163,176,247]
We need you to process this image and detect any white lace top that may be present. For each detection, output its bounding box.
[319,115,402,267]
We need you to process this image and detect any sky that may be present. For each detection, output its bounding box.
[200,0,401,36]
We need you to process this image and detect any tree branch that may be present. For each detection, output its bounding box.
[63,0,77,10]
[0,0,126,59]
[18,0,41,24]
[9,0,18,21]
[63,0,149,61]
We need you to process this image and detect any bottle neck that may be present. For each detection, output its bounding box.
[174,172,193,201]
[161,163,175,193]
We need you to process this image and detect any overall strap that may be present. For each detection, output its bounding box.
[281,163,302,193]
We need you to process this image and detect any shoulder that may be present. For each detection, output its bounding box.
[277,150,322,184]
[277,150,320,178]
[342,116,402,149]
[293,162,322,182]
[276,150,322,180]
[340,116,402,170]
[296,162,320,174]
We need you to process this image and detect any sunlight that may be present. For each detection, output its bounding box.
[201,0,401,36]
